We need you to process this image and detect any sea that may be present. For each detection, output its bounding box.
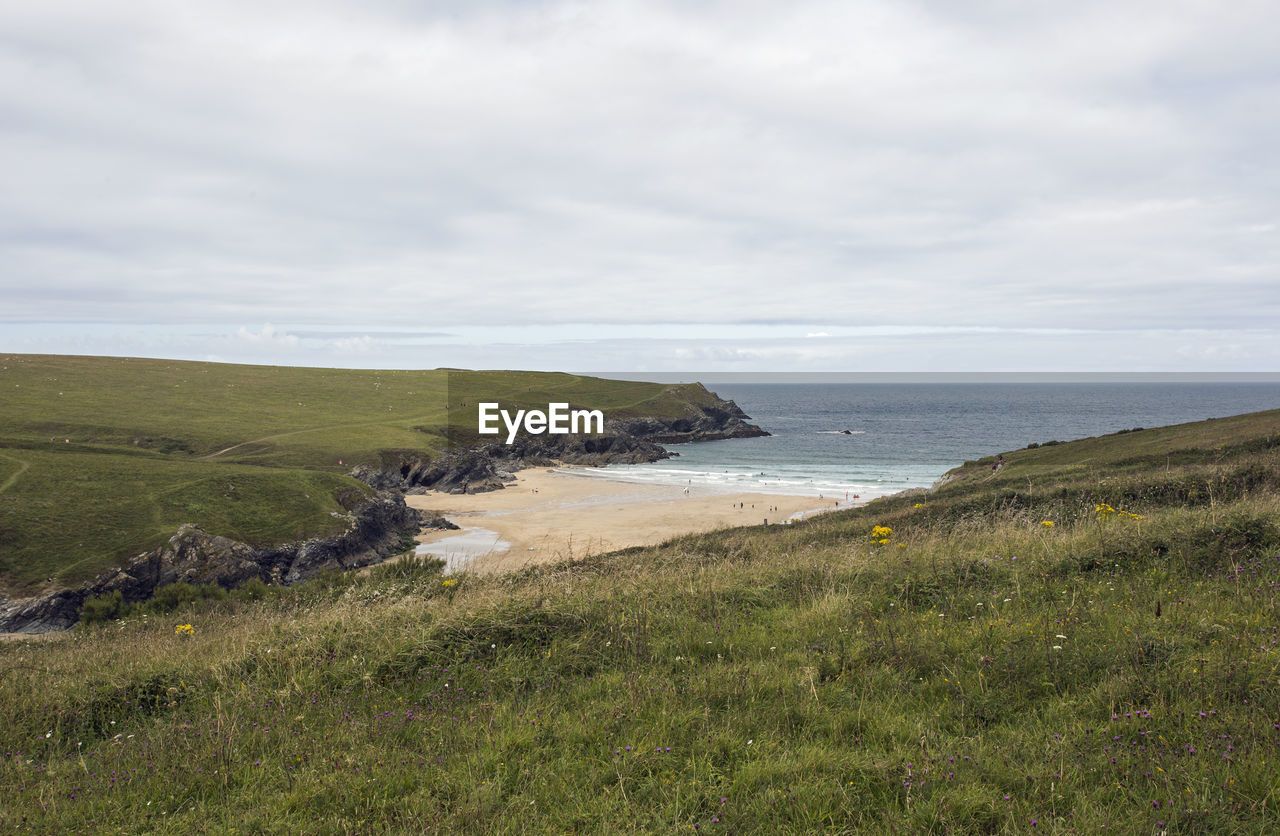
[570,383,1280,500]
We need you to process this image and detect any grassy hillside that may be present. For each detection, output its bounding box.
[2,410,1277,833]
[0,355,720,592]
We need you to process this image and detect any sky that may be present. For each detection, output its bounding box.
[2,0,1278,374]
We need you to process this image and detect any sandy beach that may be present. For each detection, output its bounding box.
[405,467,851,574]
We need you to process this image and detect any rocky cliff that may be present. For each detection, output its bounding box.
[0,492,421,634]
[609,395,766,444]
[356,392,769,494]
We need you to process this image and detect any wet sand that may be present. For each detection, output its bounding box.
[405,467,851,574]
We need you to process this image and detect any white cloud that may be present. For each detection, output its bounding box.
[330,335,376,354]
[1,0,1278,369]
[5,321,1280,373]
[235,323,299,347]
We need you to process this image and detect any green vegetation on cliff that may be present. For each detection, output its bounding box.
[2,408,1278,833]
[0,355,732,592]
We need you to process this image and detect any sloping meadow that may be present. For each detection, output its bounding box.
[0,356,719,592]
[3,416,1279,833]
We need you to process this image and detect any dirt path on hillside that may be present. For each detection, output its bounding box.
[0,451,30,494]
[199,417,436,460]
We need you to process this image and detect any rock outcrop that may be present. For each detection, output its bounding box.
[0,493,420,634]
[359,391,769,494]
[609,396,766,444]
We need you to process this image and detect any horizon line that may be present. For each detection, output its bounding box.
[592,372,1280,383]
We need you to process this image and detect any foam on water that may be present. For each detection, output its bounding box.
[567,460,917,500]
[583,382,1280,499]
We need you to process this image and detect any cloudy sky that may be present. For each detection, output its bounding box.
[2,0,1277,373]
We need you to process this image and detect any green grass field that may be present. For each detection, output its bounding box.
[0,355,725,592]
[2,406,1277,833]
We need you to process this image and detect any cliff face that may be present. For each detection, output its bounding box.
[0,493,420,634]
[356,393,769,494]
[610,395,766,444]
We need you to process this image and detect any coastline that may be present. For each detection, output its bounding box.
[405,466,852,574]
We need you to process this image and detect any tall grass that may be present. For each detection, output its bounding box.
[3,465,1277,832]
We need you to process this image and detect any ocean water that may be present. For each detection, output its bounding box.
[572,383,1280,500]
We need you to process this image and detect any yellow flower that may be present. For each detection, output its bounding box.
[174,624,194,636]
[1041,520,1055,527]
[441,578,458,588]
[870,525,893,541]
